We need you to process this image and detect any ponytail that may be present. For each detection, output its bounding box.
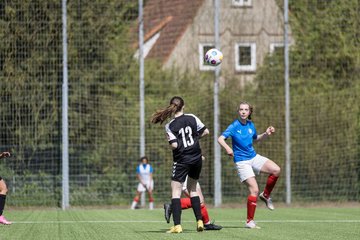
[151,96,185,124]
[151,104,178,124]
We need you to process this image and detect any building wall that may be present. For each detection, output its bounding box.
[164,0,291,87]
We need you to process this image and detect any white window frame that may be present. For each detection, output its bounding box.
[235,43,256,72]
[231,0,252,7]
[199,43,217,71]
[269,43,284,54]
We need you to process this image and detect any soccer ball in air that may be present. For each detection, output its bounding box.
[204,48,223,66]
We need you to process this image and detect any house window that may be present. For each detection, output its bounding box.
[199,43,217,71]
[232,0,252,7]
[235,43,256,72]
[269,43,284,55]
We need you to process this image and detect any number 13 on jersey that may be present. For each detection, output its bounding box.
[179,126,194,148]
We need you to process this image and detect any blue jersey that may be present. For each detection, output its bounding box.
[221,119,257,162]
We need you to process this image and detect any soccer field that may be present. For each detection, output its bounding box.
[1,206,359,240]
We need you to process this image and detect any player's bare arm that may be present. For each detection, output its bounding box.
[0,152,10,159]
[170,142,178,150]
[255,126,275,142]
[200,128,209,138]
[137,174,146,187]
[217,136,234,157]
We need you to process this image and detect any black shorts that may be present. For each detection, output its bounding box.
[171,157,202,183]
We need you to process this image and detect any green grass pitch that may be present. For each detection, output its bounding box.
[1,206,359,240]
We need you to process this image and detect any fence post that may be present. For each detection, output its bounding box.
[213,0,222,207]
[12,176,16,194]
[61,0,70,210]
[284,0,291,205]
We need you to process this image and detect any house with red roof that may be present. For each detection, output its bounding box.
[137,0,290,85]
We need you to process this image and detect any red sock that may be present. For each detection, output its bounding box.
[149,197,154,203]
[180,198,192,209]
[133,196,139,202]
[263,175,279,198]
[201,203,210,224]
[247,195,257,222]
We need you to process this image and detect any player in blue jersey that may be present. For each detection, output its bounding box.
[151,96,209,234]
[0,151,12,225]
[130,156,154,210]
[218,101,280,229]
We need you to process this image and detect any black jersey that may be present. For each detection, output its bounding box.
[165,114,206,163]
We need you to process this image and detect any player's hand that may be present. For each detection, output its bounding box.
[266,126,275,135]
[201,155,205,161]
[0,152,10,159]
[226,148,234,157]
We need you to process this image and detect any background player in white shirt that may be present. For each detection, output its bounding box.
[130,156,154,210]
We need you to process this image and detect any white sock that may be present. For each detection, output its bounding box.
[149,202,154,210]
[131,201,137,210]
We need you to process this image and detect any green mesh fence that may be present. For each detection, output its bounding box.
[0,0,359,207]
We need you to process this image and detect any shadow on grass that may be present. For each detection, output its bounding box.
[221,226,248,229]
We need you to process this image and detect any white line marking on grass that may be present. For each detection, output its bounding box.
[13,220,164,224]
[12,220,360,224]
[230,220,360,223]
[217,220,360,223]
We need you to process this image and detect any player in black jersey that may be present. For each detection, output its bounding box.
[151,96,209,233]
